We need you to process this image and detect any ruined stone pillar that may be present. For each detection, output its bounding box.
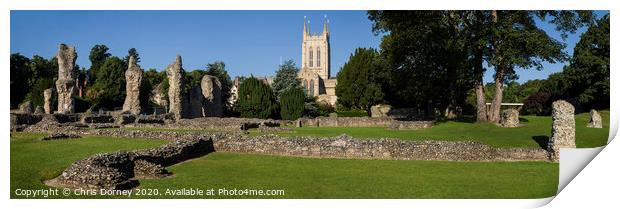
[122,56,143,115]
[500,109,519,127]
[587,109,603,128]
[165,55,186,121]
[55,44,77,114]
[547,100,576,162]
[201,75,223,117]
[188,85,204,118]
[43,88,54,114]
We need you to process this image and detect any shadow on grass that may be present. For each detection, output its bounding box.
[532,135,549,150]
[519,117,530,123]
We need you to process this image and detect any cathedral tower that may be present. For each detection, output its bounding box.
[301,16,330,80]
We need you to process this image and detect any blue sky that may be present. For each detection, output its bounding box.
[10,10,608,83]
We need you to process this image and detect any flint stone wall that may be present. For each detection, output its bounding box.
[55,44,77,114]
[166,55,186,121]
[122,56,143,115]
[51,137,214,189]
[548,100,576,162]
[213,134,549,162]
[44,88,54,114]
[201,75,223,117]
[299,117,433,129]
[587,109,603,128]
[501,109,520,127]
[19,101,34,114]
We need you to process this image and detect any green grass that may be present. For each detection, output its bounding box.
[10,132,558,199]
[251,110,610,148]
[10,132,168,199]
[139,152,558,199]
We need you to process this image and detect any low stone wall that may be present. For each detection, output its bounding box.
[213,134,549,162]
[10,113,43,126]
[299,117,434,130]
[135,117,283,131]
[48,136,214,190]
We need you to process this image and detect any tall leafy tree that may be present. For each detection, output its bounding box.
[335,47,387,111]
[25,55,58,107]
[10,53,31,108]
[367,11,472,117]
[484,11,593,122]
[88,44,111,84]
[237,77,278,119]
[561,14,609,110]
[271,59,302,99]
[90,56,127,109]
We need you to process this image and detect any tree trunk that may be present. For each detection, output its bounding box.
[487,10,503,123]
[488,64,504,123]
[474,45,486,122]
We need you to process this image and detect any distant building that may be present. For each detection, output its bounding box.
[228,16,339,107]
[298,16,337,106]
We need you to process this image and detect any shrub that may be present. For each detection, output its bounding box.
[522,92,552,115]
[336,109,368,117]
[238,77,278,119]
[279,88,305,120]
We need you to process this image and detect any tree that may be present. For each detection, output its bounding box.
[561,14,609,110]
[88,44,111,83]
[271,59,302,99]
[205,61,233,112]
[25,55,58,107]
[237,77,278,119]
[336,48,387,111]
[484,11,593,122]
[10,53,31,108]
[279,87,305,120]
[367,11,472,118]
[124,48,140,64]
[90,56,127,109]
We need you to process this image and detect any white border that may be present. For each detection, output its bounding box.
[2,1,617,209]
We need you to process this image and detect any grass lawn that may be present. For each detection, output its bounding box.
[252,110,610,148]
[10,132,168,199]
[10,132,558,199]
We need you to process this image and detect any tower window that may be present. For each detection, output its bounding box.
[309,79,315,96]
[309,48,313,67]
[317,47,321,67]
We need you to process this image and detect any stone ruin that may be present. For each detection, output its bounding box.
[43,88,54,114]
[200,75,223,117]
[121,56,143,115]
[55,44,77,114]
[47,137,214,190]
[370,104,392,118]
[18,101,33,114]
[548,100,576,162]
[297,116,434,130]
[500,109,520,128]
[166,55,186,121]
[188,75,223,118]
[34,106,45,115]
[587,109,603,128]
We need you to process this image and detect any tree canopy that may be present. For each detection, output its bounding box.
[271,59,302,99]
